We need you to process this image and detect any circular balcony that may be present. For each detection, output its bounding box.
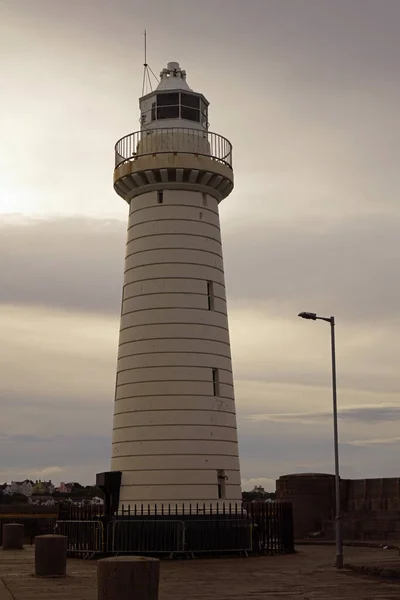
[113,128,234,203]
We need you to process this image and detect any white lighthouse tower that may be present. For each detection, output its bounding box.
[110,61,242,507]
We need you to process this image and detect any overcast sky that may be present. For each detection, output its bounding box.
[1,0,400,490]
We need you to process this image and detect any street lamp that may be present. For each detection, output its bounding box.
[298,311,343,569]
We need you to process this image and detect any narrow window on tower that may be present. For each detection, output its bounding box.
[217,469,227,500]
[212,368,220,396]
[202,193,208,206]
[207,281,214,310]
[157,190,164,204]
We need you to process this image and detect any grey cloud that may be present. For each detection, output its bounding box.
[16,0,400,88]
[3,0,400,485]
[0,433,53,444]
[346,437,400,447]
[247,405,400,425]
[236,422,396,482]
[1,432,111,469]
[1,213,400,323]
[224,213,400,322]
[0,217,125,314]
[235,371,400,397]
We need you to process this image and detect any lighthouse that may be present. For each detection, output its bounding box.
[109,61,242,508]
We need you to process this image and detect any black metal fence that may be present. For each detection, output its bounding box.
[0,516,56,545]
[55,502,294,558]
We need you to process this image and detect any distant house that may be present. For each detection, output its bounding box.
[20,480,33,497]
[91,496,104,506]
[10,481,23,495]
[9,480,33,496]
[56,482,73,494]
[32,480,54,495]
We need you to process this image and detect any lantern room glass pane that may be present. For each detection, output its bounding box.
[181,106,200,122]
[157,93,179,106]
[157,105,179,119]
[181,93,200,109]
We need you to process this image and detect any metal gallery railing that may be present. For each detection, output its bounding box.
[114,128,233,169]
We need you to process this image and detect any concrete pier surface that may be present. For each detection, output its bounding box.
[1,545,400,599]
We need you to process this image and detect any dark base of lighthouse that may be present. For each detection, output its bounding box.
[96,471,122,519]
[57,473,292,557]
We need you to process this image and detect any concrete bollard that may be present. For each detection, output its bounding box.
[97,556,160,600]
[35,534,67,578]
[2,523,24,550]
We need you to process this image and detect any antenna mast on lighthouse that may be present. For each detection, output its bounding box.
[141,30,159,96]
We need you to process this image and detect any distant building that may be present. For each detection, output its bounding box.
[57,482,70,493]
[91,496,104,506]
[9,480,33,497]
[21,480,33,497]
[32,480,54,495]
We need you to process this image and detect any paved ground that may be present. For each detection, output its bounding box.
[1,545,400,599]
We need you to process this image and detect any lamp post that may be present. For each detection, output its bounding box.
[298,311,343,569]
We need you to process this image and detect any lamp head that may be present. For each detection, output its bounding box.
[298,311,317,320]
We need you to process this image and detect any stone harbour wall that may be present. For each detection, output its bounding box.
[276,474,400,540]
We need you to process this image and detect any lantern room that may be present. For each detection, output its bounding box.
[139,61,209,131]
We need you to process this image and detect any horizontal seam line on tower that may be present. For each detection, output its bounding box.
[113,453,239,458]
[127,218,220,232]
[117,365,232,374]
[118,351,232,360]
[118,337,230,348]
[123,278,225,290]
[119,323,229,333]
[126,232,222,245]
[125,248,223,260]
[113,424,237,430]
[116,380,234,387]
[118,483,232,488]
[124,262,224,275]
[114,468,241,472]
[121,307,227,317]
[123,292,226,302]
[114,394,234,401]
[113,409,236,416]
[129,204,219,218]
[113,439,237,444]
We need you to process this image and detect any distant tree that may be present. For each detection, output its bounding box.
[84,485,104,498]
[71,482,84,490]
[10,493,29,505]
[242,486,276,502]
